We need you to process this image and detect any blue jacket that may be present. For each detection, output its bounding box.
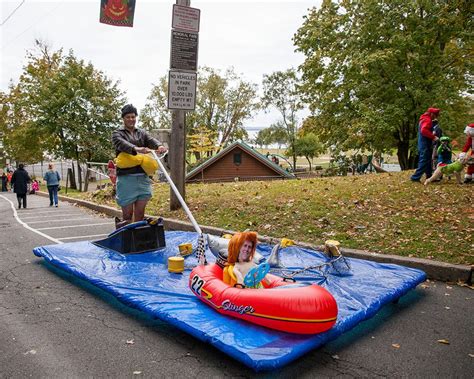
[43,170,60,186]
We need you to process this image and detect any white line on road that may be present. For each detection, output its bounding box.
[58,234,109,241]
[37,222,113,230]
[20,213,83,219]
[19,209,77,215]
[0,194,63,244]
[27,217,105,224]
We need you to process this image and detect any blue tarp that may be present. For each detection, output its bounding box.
[33,231,426,371]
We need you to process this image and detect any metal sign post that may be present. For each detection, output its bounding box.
[168,0,200,211]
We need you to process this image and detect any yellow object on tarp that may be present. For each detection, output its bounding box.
[168,256,184,273]
[115,152,158,176]
[178,243,193,256]
[280,238,295,248]
[223,264,237,286]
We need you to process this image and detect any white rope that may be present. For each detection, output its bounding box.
[151,151,202,235]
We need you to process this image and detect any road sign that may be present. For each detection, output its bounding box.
[172,4,200,32]
[167,70,197,110]
[170,30,198,71]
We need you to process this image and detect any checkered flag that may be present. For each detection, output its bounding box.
[195,234,207,265]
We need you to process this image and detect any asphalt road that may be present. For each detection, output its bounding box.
[0,192,472,378]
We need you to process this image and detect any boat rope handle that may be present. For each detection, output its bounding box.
[151,151,207,265]
[151,151,202,235]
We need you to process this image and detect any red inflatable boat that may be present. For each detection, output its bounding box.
[189,264,338,334]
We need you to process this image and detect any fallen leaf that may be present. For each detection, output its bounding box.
[392,343,400,349]
[126,339,135,345]
[437,339,450,345]
[458,282,474,290]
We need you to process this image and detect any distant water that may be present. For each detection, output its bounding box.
[381,163,401,172]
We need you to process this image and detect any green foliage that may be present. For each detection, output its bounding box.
[188,124,217,161]
[254,127,273,147]
[254,122,288,148]
[288,133,324,171]
[140,76,170,131]
[294,0,473,170]
[142,66,259,152]
[1,41,125,165]
[261,69,304,169]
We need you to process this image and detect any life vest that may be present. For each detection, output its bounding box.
[115,152,158,176]
[223,264,238,286]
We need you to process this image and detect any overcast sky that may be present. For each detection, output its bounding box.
[1,0,319,130]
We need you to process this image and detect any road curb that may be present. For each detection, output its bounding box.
[40,192,472,284]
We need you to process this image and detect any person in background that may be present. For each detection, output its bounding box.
[437,136,453,166]
[6,170,13,191]
[43,163,61,207]
[1,172,7,192]
[11,164,31,209]
[410,107,440,182]
[30,179,39,194]
[112,104,167,228]
[461,123,474,183]
[431,120,443,171]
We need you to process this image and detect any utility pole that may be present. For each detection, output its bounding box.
[168,0,199,210]
[169,101,186,210]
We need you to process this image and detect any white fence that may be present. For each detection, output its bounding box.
[26,160,109,190]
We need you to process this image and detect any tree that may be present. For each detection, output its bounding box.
[187,124,217,161]
[1,41,125,189]
[267,122,289,149]
[288,132,324,171]
[261,69,304,169]
[140,76,170,131]
[294,0,473,170]
[143,66,259,153]
[254,127,274,148]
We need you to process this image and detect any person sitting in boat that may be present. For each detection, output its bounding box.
[223,231,269,288]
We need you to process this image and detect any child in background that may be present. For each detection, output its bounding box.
[437,136,453,165]
[30,179,39,194]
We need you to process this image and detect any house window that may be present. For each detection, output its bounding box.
[233,152,242,166]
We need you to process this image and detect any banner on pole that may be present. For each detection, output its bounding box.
[99,0,136,27]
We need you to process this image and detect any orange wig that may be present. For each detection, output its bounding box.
[227,231,258,264]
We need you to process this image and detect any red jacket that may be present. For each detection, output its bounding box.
[462,136,473,153]
[419,112,436,140]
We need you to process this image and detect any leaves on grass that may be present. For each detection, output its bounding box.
[78,171,472,265]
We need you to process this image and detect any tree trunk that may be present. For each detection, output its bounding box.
[306,157,312,171]
[77,160,83,192]
[70,165,77,189]
[397,140,417,170]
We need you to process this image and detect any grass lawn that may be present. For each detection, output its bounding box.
[71,171,473,266]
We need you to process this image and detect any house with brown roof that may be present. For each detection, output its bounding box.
[186,141,295,183]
